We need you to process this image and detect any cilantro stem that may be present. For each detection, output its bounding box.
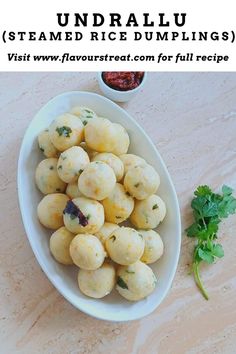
[193,262,209,300]
[201,215,207,229]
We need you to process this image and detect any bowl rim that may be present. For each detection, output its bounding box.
[97,71,147,95]
[17,90,181,322]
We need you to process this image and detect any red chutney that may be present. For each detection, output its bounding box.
[102,72,144,91]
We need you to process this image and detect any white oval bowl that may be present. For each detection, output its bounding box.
[18,91,181,322]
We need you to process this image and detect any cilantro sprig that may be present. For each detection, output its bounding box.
[186,185,236,300]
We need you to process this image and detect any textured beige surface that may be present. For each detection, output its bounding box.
[0,72,236,354]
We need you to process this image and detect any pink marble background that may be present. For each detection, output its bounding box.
[0,72,236,353]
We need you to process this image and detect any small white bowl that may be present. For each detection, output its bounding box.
[97,72,147,103]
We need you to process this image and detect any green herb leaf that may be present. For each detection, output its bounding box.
[70,214,77,220]
[186,184,236,300]
[117,276,128,289]
[212,244,224,258]
[194,185,212,197]
[198,248,214,264]
[56,126,72,137]
[222,185,233,196]
[152,204,158,210]
[126,270,135,274]
[186,222,199,238]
